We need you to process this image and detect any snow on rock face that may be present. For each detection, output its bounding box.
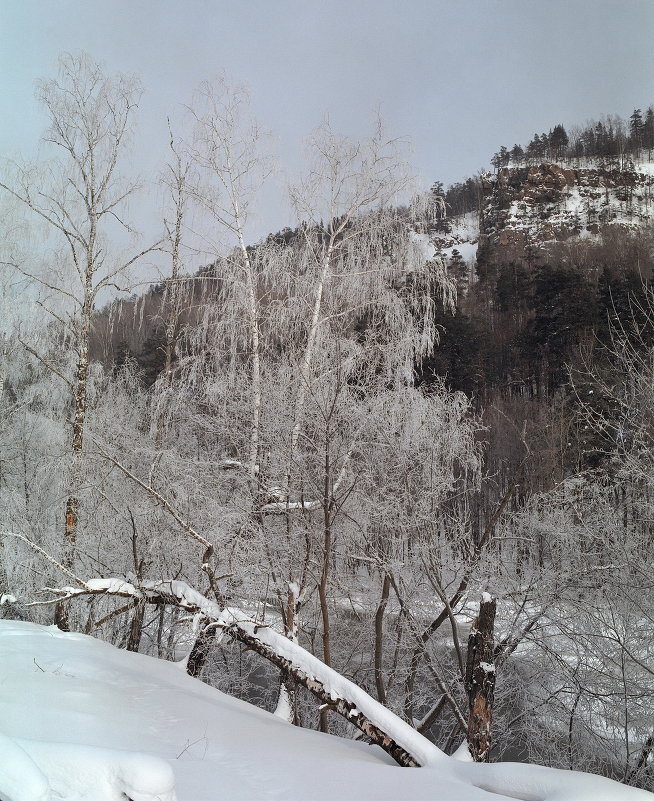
[479,159,654,265]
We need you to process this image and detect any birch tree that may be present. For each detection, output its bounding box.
[0,53,159,630]
[188,78,274,483]
[150,125,194,447]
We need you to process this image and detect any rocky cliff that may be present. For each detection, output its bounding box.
[476,160,654,268]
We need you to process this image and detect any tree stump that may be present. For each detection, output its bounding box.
[465,593,496,762]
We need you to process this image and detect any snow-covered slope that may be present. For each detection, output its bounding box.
[432,210,480,266]
[0,621,651,801]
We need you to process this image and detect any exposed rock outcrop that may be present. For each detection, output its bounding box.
[477,161,654,268]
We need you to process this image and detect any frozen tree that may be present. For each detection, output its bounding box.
[0,53,159,629]
[149,123,194,447]
[187,77,275,482]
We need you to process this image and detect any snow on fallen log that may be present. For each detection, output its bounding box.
[33,576,442,768]
[34,578,223,617]
[216,607,445,768]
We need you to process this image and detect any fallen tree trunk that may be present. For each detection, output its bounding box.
[221,616,421,766]
[24,571,444,768]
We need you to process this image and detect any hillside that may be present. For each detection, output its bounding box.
[417,150,654,483]
[477,159,654,269]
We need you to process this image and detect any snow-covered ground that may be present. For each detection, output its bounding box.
[0,620,651,801]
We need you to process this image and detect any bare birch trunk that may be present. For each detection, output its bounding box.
[235,224,261,485]
[155,133,188,448]
[274,583,302,725]
[289,239,337,462]
[55,286,92,631]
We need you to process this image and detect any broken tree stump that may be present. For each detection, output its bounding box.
[465,593,496,762]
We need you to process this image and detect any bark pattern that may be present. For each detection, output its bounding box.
[465,595,497,762]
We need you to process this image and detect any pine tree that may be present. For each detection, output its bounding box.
[510,143,525,164]
[630,108,644,156]
[526,134,541,163]
[448,248,469,299]
[539,133,550,159]
[644,107,654,158]
[549,124,569,160]
[595,122,607,157]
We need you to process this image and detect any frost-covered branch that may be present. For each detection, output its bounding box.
[0,532,86,588]
[91,438,214,555]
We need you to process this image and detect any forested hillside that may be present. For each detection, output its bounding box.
[2,54,654,795]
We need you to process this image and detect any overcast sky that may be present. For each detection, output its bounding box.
[2,0,653,246]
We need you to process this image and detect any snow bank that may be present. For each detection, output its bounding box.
[14,739,176,801]
[0,620,651,801]
[455,760,654,801]
[0,732,49,801]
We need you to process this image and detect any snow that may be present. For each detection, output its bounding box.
[449,211,480,243]
[427,209,480,270]
[451,740,474,762]
[409,231,437,263]
[259,500,321,513]
[0,620,651,801]
[14,739,176,801]
[0,731,49,801]
[85,578,141,597]
[443,240,478,264]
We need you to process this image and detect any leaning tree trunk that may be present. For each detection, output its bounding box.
[465,593,497,762]
[274,582,303,725]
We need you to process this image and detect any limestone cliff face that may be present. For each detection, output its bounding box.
[477,161,654,267]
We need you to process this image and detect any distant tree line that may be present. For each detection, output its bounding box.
[491,106,654,169]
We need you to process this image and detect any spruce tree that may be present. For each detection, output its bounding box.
[510,143,525,164]
[549,124,569,160]
[644,107,654,157]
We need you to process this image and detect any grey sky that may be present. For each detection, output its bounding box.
[2,0,653,246]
